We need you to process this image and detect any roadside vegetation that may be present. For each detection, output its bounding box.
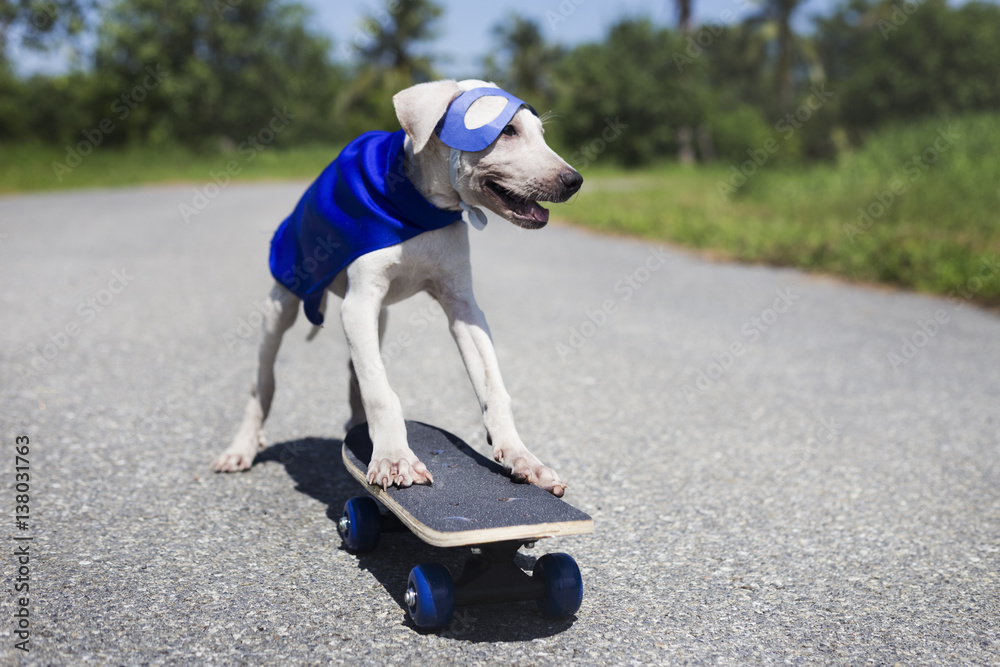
[1,0,998,305]
[0,142,341,193]
[569,114,1000,306]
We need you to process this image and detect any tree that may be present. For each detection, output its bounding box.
[816,0,1000,130]
[356,0,441,83]
[0,0,93,66]
[744,0,807,112]
[486,15,562,106]
[672,0,692,33]
[94,0,340,146]
[551,18,709,166]
[335,0,443,137]
[703,25,771,110]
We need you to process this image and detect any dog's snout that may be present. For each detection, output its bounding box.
[559,169,583,195]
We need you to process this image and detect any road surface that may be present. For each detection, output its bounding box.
[1,183,998,664]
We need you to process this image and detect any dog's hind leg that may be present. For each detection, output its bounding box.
[214,282,299,472]
[345,307,387,432]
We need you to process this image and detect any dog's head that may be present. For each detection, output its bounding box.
[393,79,583,229]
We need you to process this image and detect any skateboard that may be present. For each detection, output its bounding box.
[339,420,594,629]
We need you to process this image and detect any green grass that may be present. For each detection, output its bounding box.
[3,115,998,306]
[565,115,1000,306]
[0,141,342,194]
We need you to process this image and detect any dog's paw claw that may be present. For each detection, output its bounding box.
[367,454,432,490]
[214,429,266,473]
[212,451,255,472]
[496,449,565,497]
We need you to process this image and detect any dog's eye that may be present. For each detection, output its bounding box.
[501,124,517,137]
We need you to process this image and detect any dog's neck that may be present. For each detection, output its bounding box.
[403,136,462,211]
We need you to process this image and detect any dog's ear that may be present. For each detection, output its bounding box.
[393,80,463,154]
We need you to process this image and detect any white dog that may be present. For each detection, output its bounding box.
[213,79,583,497]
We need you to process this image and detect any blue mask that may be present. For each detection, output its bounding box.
[436,86,538,152]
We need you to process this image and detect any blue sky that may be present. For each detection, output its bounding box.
[0,0,908,77]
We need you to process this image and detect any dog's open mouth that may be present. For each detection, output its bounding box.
[484,180,550,228]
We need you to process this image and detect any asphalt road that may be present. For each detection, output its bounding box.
[1,183,998,665]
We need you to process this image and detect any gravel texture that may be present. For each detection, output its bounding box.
[1,182,998,665]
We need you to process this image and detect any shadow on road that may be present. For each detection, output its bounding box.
[260,436,577,642]
[256,436,352,506]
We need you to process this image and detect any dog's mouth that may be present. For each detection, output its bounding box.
[484,180,550,229]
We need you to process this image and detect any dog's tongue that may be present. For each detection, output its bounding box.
[531,203,550,224]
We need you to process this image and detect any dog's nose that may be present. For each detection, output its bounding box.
[559,169,584,195]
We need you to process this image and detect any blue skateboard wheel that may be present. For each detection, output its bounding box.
[406,563,455,629]
[339,496,381,552]
[533,553,583,618]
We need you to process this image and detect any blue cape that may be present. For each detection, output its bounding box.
[269,129,461,325]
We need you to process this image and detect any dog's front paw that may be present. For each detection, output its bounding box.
[494,447,567,497]
[367,451,434,490]
[213,430,266,472]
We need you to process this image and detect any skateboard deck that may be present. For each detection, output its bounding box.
[342,421,594,547]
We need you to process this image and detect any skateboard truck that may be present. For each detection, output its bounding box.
[446,541,583,617]
[404,536,582,629]
[401,541,563,620]
[339,496,584,629]
[451,541,547,607]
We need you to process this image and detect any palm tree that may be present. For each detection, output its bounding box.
[674,0,693,33]
[0,0,91,67]
[336,0,443,135]
[488,15,562,103]
[670,0,695,162]
[357,0,443,82]
[745,0,807,111]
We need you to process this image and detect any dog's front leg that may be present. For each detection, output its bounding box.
[341,281,432,489]
[346,307,387,432]
[440,293,566,497]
